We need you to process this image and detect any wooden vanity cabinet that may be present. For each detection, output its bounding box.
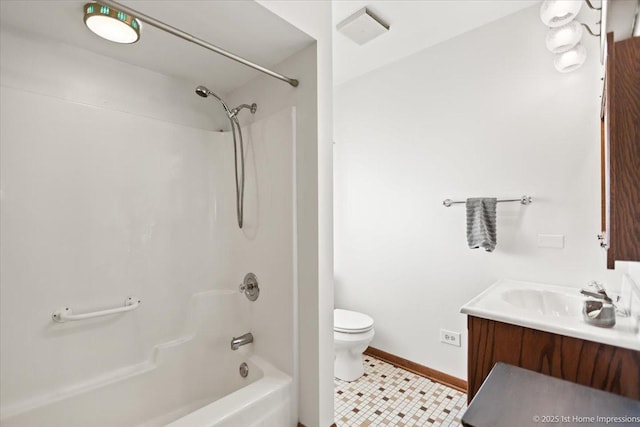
[602,34,640,269]
[467,316,640,402]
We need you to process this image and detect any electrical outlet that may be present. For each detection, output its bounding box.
[440,329,461,347]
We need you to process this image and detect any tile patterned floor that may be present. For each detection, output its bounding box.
[334,355,467,426]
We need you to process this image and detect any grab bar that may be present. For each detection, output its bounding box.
[52,297,141,323]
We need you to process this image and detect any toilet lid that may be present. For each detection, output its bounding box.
[334,309,374,333]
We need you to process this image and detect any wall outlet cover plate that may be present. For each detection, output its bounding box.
[440,329,461,347]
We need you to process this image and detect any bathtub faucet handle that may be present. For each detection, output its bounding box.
[238,273,260,301]
[239,281,256,292]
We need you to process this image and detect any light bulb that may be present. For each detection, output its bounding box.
[553,43,587,72]
[540,0,583,28]
[545,21,583,53]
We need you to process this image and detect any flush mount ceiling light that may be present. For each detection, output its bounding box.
[84,2,140,44]
[540,0,583,27]
[545,21,584,53]
[553,43,587,72]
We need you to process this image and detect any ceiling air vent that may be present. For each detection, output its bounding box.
[337,7,389,45]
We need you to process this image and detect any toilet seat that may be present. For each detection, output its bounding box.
[334,309,374,334]
[334,328,375,343]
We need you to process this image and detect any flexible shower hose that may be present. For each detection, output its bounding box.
[230,117,245,228]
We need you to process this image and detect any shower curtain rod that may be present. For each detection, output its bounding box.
[100,0,299,87]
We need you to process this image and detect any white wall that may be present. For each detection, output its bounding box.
[1,19,298,424]
[253,2,334,426]
[629,263,640,284]
[334,5,622,381]
[624,262,640,297]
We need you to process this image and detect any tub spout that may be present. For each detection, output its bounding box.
[230,332,253,350]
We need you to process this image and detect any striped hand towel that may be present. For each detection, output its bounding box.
[466,198,497,252]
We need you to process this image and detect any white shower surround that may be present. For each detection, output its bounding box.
[1,22,298,427]
[1,291,292,427]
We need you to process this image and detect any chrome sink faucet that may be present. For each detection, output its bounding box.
[580,281,612,303]
[581,280,632,318]
[581,281,617,327]
[230,332,253,350]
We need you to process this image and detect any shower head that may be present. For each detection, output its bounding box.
[195,85,257,119]
[194,85,232,116]
[195,85,209,98]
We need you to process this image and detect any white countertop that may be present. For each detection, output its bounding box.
[460,279,640,351]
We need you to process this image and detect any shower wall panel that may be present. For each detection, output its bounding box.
[0,26,295,419]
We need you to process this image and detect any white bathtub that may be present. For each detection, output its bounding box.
[0,291,292,427]
[166,356,291,427]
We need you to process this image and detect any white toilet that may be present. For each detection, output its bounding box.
[334,308,375,381]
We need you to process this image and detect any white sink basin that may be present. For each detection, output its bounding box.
[461,279,640,351]
[501,289,582,318]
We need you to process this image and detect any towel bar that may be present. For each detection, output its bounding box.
[443,195,532,207]
[52,297,141,323]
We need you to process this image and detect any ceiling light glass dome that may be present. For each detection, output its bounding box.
[545,21,583,53]
[84,2,140,44]
[540,0,583,27]
[553,43,587,72]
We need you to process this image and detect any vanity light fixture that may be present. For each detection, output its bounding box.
[540,0,603,73]
[84,2,140,44]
